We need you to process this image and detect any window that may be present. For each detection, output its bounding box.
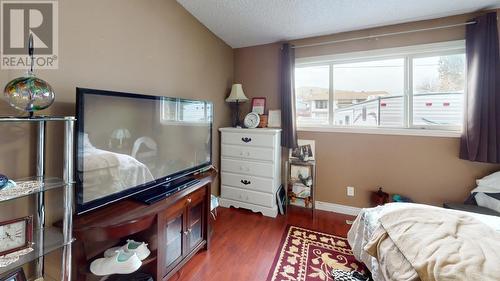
[295,65,329,125]
[295,41,466,132]
[315,100,328,109]
[412,54,465,127]
[333,58,404,127]
[160,99,212,125]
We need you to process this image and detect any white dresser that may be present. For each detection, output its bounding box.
[219,127,282,217]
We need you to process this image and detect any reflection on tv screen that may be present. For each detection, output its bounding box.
[77,92,212,205]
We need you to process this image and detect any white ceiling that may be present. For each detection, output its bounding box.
[177,0,500,48]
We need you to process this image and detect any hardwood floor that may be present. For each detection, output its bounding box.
[168,206,355,281]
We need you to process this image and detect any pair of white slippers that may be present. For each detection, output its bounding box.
[90,240,151,276]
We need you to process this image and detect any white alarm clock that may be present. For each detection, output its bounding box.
[244,112,260,128]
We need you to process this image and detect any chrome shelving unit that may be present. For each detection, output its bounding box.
[0,116,75,281]
[285,159,316,212]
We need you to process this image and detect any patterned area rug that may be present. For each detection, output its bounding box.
[267,225,368,281]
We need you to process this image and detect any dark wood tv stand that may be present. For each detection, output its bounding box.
[70,170,215,281]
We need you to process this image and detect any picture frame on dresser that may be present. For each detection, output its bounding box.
[267,110,281,128]
[251,97,266,115]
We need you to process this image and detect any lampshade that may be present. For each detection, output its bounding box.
[111,128,131,148]
[225,84,248,103]
[111,128,131,140]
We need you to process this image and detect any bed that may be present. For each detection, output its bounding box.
[347,203,500,281]
[78,134,154,202]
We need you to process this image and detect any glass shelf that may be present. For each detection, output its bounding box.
[0,272,57,281]
[0,177,73,203]
[0,227,73,276]
[0,116,75,123]
[28,275,58,281]
[289,159,316,165]
[33,278,56,281]
[0,114,74,280]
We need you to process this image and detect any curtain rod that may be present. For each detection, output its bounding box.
[292,21,476,49]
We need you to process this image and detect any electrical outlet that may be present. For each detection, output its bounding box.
[347,186,355,197]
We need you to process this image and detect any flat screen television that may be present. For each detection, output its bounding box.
[75,88,213,214]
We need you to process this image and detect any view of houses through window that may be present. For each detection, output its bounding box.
[295,43,466,131]
[161,99,213,124]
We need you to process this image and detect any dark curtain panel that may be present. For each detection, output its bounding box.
[460,12,500,163]
[280,43,298,148]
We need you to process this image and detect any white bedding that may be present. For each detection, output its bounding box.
[78,134,154,202]
[347,203,500,281]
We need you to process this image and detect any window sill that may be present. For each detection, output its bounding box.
[297,126,462,138]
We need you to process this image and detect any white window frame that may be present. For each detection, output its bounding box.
[295,40,466,137]
[159,99,212,126]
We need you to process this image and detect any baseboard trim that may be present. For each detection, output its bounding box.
[315,201,361,216]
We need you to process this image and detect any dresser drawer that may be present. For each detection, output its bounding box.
[222,132,276,147]
[221,185,274,207]
[221,172,275,193]
[222,144,274,162]
[221,159,274,178]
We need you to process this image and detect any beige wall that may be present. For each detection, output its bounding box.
[234,12,500,208]
[0,0,233,278]
[1,0,233,194]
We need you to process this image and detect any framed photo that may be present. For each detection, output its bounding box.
[1,268,27,281]
[289,139,315,161]
[268,110,281,128]
[251,97,266,115]
[290,164,312,181]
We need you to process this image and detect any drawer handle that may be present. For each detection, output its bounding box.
[241,180,251,185]
[187,198,192,204]
[241,137,252,143]
[239,151,251,157]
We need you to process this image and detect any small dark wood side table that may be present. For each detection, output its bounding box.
[67,170,216,281]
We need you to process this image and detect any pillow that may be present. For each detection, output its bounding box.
[476,171,500,192]
[475,192,500,214]
[471,184,500,194]
[83,133,95,150]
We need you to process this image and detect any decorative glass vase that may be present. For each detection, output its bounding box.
[4,72,55,113]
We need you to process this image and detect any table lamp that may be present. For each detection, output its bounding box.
[225,84,248,127]
[110,128,131,149]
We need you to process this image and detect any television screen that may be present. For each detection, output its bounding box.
[76,88,212,213]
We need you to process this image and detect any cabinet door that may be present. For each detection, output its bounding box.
[159,200,186,275]
[186,189,206,253]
